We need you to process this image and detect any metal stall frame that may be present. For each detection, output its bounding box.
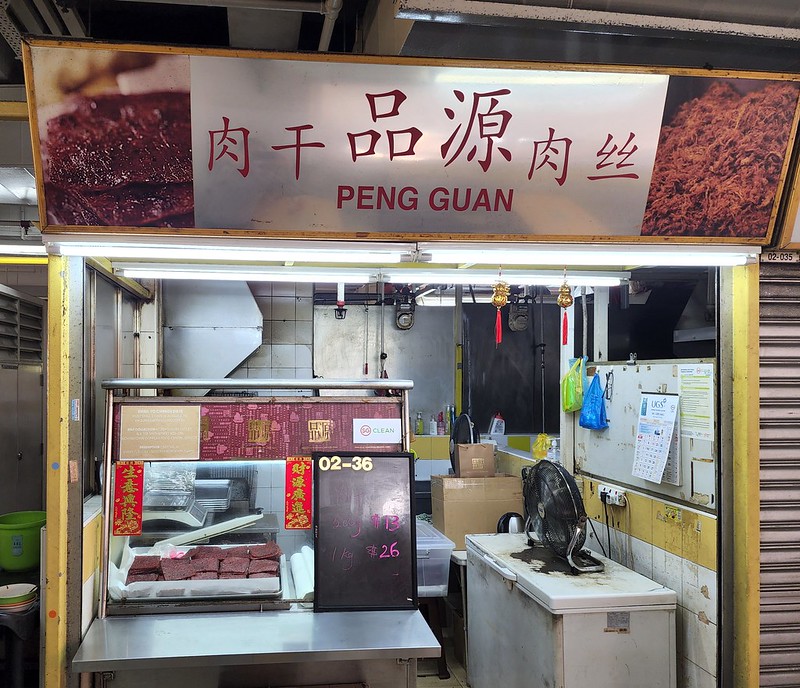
[98,377,414,619]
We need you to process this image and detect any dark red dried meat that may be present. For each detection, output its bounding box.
[192,558,219,573]
[46,92,192,190]
[219,556,250,574]
[249,542,282,560]
[191,572,219,580]
[248,559,279,574]
[161,558,197,581]
[129,555,161,573]
[45,182,194,227]
[189,546,226,560]
[126,572,159,584]
[222,546,250,558]
[219,573,247,579]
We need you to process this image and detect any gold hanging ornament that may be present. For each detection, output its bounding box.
[492,273,510,347]
[557,268,573,345]
[556,268,573,309]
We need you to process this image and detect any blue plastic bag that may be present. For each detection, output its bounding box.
[579,373,609,430]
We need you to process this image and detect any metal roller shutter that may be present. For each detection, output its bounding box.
[760,263,800,687]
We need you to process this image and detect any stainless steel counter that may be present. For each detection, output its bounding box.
[72,609,440,673]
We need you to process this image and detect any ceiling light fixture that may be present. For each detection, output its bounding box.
[0,243,47,256]
[48,236,410,264]
[418,243,758,267]
[382,269,627,287]
[115,263,378,284]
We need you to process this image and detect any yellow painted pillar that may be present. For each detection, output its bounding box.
[44,255,83,688]
[729,262,760,688]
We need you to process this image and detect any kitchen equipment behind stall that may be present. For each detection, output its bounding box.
[466,533,677,688]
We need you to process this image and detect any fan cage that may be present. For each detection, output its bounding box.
[523,460,588,558]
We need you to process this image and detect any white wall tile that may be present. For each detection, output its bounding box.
[295,320,313,345]
[630,536,653,579]
[683,559,718,625]
[246,345,272,368]
[652,547,683,603]
[681,605,717,676]
[295,283,313,297]
[255,296,272,319]
[261,321,272,342]
[295,298,313,321]
[271,297,296,320]
[229,367,248,379]
[271,320,295,344]
[247,368,272,380]
[248,282,271,297]
[414,460,432,481]
[271,283,296,297]
[296,344,312,368]
[680,658,716,688]
[272,345,296,368]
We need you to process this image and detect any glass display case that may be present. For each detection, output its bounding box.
[99,381,409,615]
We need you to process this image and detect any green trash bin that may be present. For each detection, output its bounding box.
[0,511,46,571]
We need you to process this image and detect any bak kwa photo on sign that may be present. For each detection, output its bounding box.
[25,40,800,243]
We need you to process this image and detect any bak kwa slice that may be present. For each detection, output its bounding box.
[126,572,159,585]
[189,546,226,560]
[249,542,282,560]
[222,546,250,558]
[248,559,279,574]
[219,556,250,575]
[161,558,197,581]
[192,558,219,573]
[190,572,219,580]
[129,555,161,574]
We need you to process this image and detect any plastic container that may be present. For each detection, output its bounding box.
[0,511,46,571]
[415,520,455,597]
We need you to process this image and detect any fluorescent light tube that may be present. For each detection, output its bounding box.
[51,238,408,263]
[382,269,625,287]
[115,264,377,284]
[0,243,47,256]
[420,244,758,267]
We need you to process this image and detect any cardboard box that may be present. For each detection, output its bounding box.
[431,474,524,549]
[455,443,496,478]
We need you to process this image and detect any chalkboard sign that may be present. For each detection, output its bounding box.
[313,451,417,612]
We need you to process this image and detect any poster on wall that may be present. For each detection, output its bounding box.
[24,39,800,243]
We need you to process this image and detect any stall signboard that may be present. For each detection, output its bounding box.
[24,39,800,244]
[313,451,417,611]
[112,398,404,461]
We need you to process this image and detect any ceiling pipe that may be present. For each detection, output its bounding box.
[115,0,343,50]
[318,0,344,51]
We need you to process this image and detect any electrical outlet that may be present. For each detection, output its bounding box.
[599,484,627,507]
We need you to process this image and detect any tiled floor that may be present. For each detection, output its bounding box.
[417,637,468,688]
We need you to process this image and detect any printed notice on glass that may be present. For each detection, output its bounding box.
[119,405,201,461]
[632,393,680,483]
[678,363,714,441]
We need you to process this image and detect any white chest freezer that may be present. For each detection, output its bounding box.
[466,533,676,688]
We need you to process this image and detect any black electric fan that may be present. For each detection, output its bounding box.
[522,460,604,574]
[449,413,477,474]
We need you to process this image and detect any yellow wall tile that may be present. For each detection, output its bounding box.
[652,502,667,551]
[663,504,684,557]
[410,436,432,458]
[682,510,700,564]
[507,435,531,452]
[583,479,604,522]
[430,436,450,459]
[628,493,652,543]
[697,514,717,571]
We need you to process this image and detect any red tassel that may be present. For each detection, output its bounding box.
[562,310,568,345]
[495,308,502,347]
